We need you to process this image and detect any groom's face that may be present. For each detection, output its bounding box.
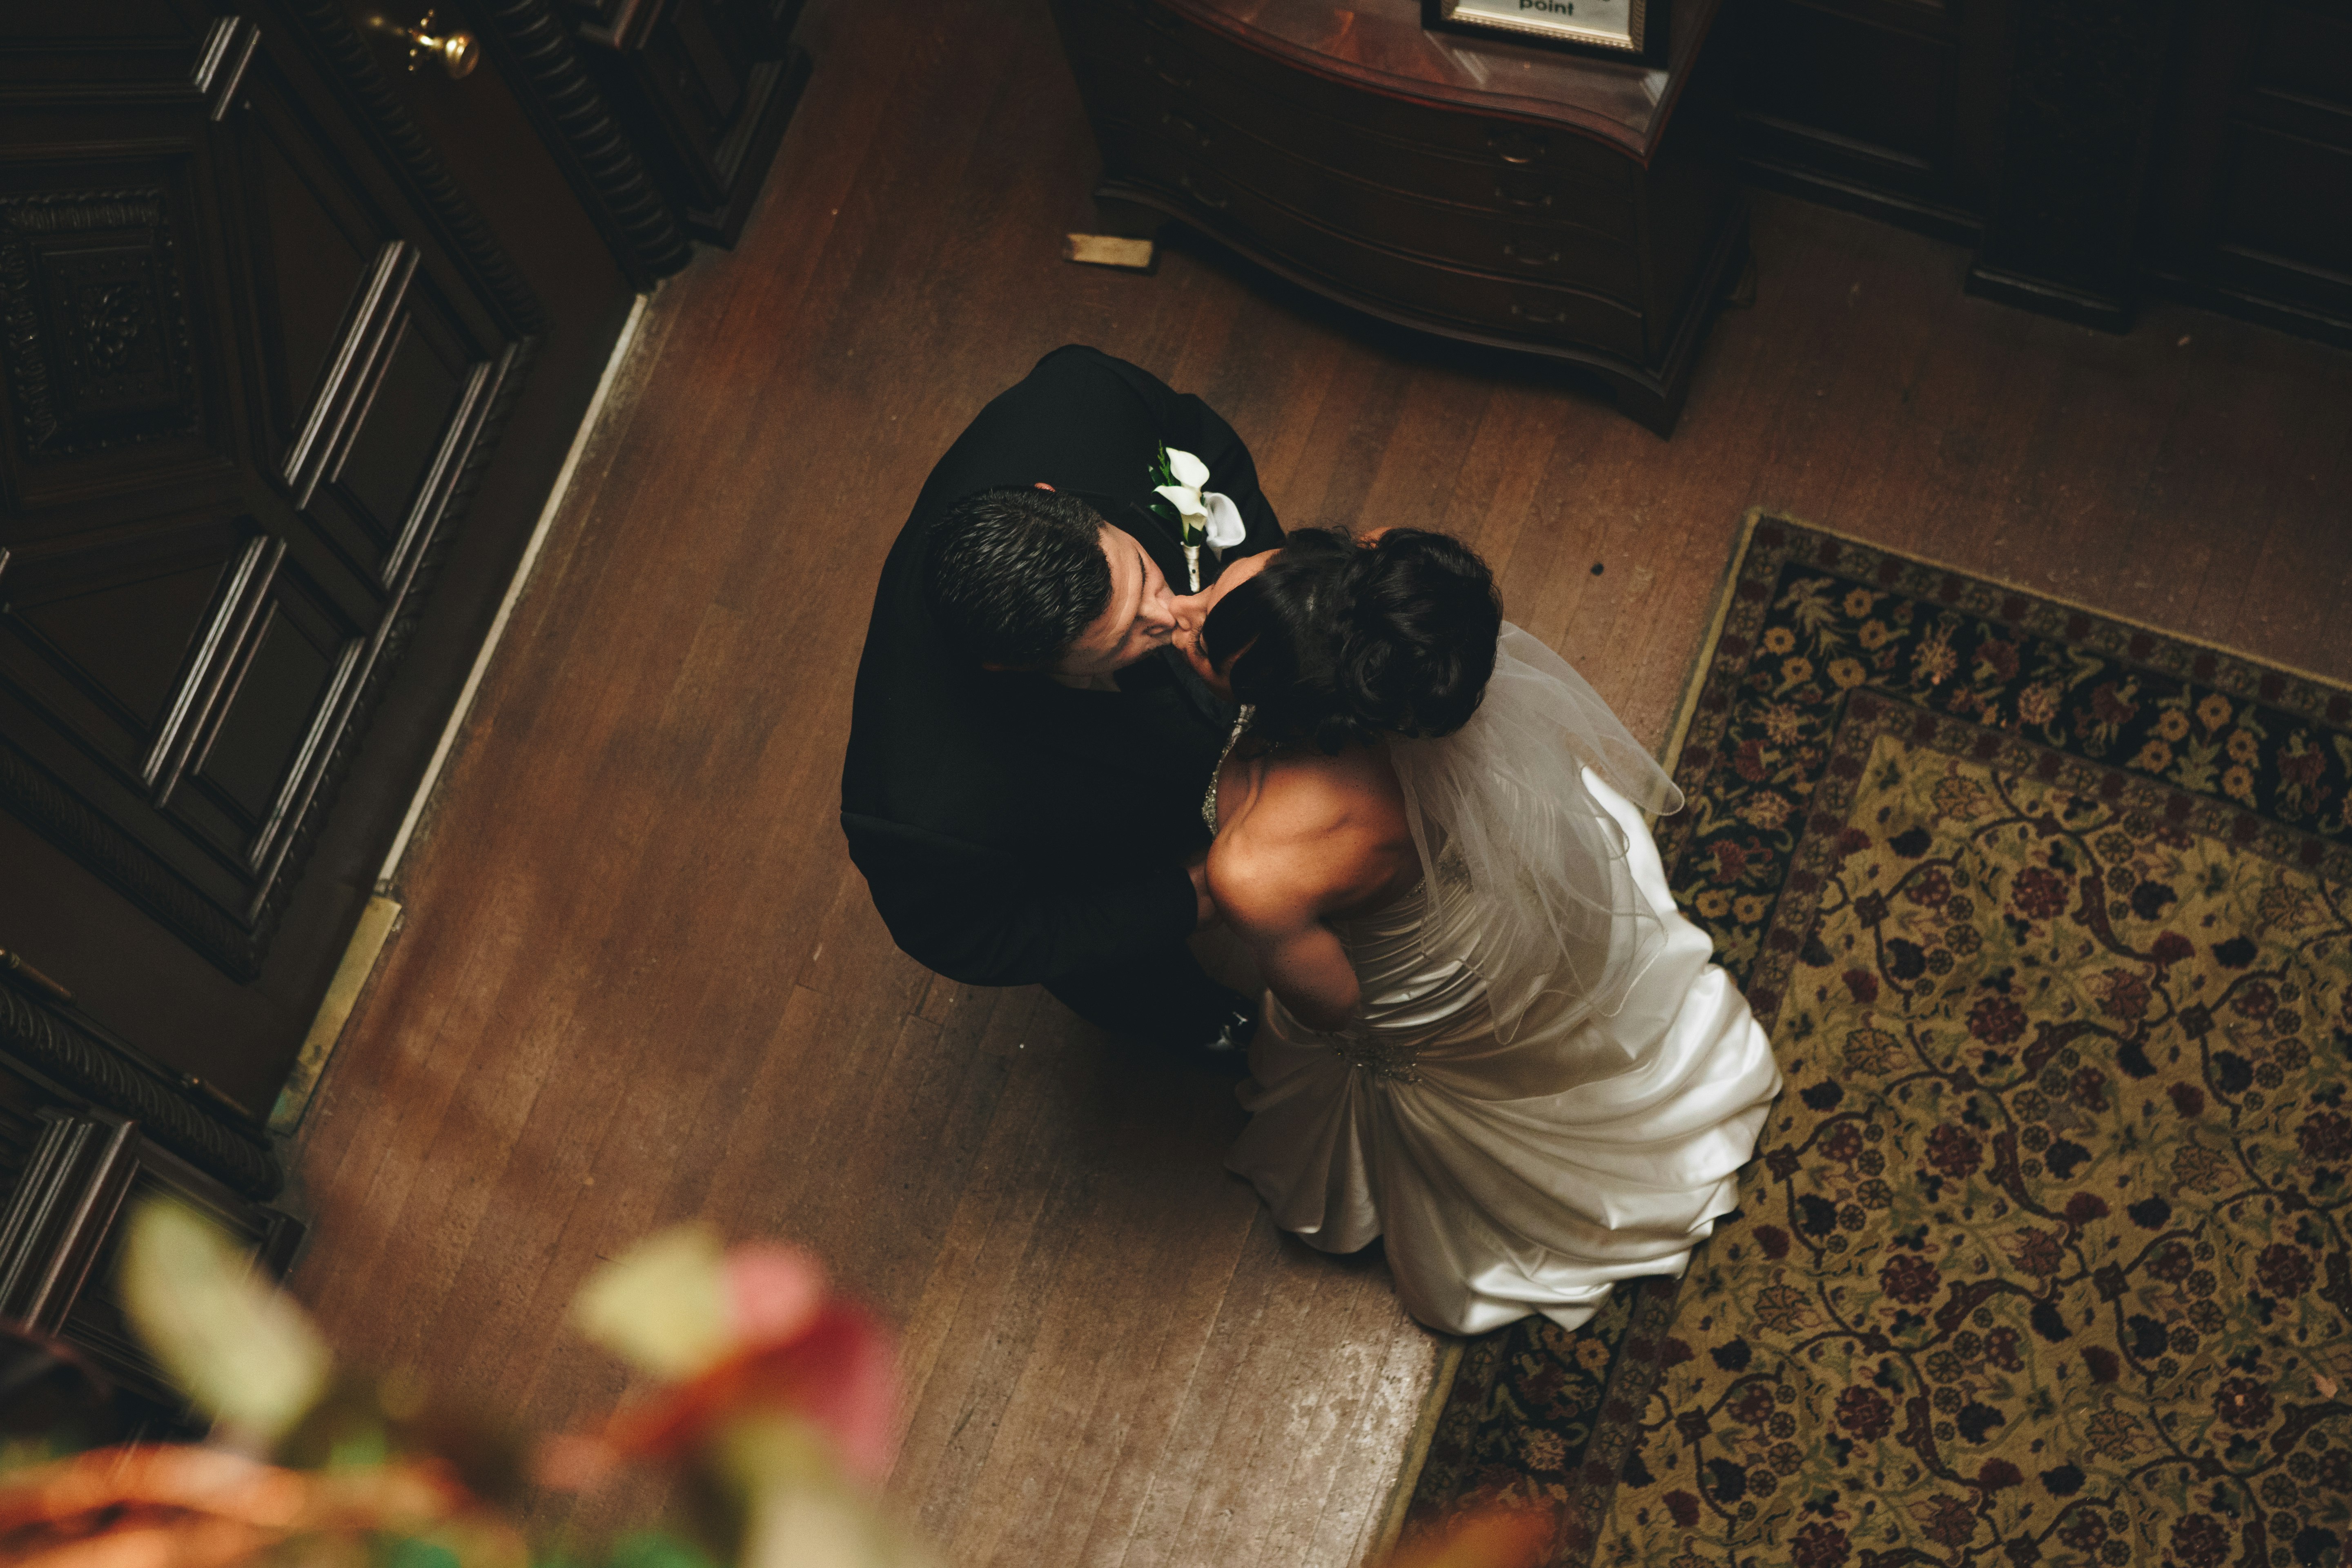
[1051,525,1186,677]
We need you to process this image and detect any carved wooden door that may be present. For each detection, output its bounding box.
[0,0,552,1114]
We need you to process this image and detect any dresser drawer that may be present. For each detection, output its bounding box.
[1076,43,1641,242]
[1065,1,1635,196]
[1102,127,1650,361]
[1104,108,1645,303]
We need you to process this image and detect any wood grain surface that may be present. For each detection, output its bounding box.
[284,1,2352,1564]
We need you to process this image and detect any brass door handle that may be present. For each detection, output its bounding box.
[363,9,479,78]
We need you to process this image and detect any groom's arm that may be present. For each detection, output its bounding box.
[841,813,1201,986]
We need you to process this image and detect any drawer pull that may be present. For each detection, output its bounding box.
[1161,111,1209,150]
[1510,301,1573,327]
[1136,3,1180,36]
[1145,51,1193,90]
[1177,172,1229,210]
[1503,240,1562,268]
[1496,181,1556,211]
[1488,128,1544,165]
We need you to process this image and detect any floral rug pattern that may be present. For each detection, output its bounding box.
[1399,515,2352,1568]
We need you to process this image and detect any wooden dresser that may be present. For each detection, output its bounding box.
[1048,0,1745,434]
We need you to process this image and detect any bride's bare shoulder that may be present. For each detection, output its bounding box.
[1207,747,1410,927]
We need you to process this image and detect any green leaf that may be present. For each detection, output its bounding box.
[608,1531,726,1568]
[385,1537,463,1568]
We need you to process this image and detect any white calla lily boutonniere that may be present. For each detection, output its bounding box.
[1148,445,1247,590]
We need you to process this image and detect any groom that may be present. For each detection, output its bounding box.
[840,345,1284,1062]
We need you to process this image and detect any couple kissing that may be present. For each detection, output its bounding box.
[840,345,1780,1335]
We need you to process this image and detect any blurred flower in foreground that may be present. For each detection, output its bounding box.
[0,1422,524,1568]
[1378,1503,1557,1568]
[550,1226,926,1568]
[2,1203,932,1568]
[0,1199,518,1567]
[118,1199,328,1449]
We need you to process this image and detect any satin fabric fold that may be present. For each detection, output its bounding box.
[1226,771,1783,1335]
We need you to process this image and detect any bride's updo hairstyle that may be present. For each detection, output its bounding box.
[1202,527,1502,752]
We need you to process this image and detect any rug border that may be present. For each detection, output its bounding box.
[1743,507,2352,699]
[1659,508,1767,790]
[1366,1334,1467,1564]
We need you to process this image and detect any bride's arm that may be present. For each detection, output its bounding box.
[1208,753,1416,1033]
[1214,870,1360,1033]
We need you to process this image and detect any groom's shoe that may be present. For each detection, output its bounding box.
[1190,1005,1257,1079]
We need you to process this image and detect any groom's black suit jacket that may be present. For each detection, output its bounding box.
[840,345,1284,987]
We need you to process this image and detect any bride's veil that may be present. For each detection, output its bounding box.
[1387,623,1684,1047]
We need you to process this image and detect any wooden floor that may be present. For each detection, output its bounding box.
[283,1,2352,1564]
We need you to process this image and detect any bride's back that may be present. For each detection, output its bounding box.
[1188,526,1501,949]
[1207,739,1421,924]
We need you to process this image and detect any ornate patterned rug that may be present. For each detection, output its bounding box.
[1387,512,2352,1568]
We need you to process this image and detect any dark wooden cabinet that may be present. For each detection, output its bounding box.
[1718,0,2011,247]
[2142,1,2352,349]
[1049,0,1748,435]
[0,0,646,1410]
[1716,0,2352,347]
[0,988,296,1408]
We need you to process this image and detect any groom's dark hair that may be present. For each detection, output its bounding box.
[923,487,1113,668]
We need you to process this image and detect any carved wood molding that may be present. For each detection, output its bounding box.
[272,0,555,336]
[466,0,696,285]
[0,190,202,459]
[0,985,279,1200]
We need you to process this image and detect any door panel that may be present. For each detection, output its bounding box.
[241,111,381,447]
[2,2,528,990]
[0,512,258,783]
[170,551,363,880]
[0,172,230,511]
[2,0,633,1114]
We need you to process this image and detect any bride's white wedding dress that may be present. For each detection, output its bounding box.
[1216,628,1783,1336]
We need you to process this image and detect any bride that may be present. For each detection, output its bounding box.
[1176,527,1782,1336]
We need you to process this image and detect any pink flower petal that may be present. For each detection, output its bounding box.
[788,1307,899,1486]
[725,1244,825,1349]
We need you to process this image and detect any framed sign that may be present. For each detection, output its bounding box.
[1422,0,1667,64]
